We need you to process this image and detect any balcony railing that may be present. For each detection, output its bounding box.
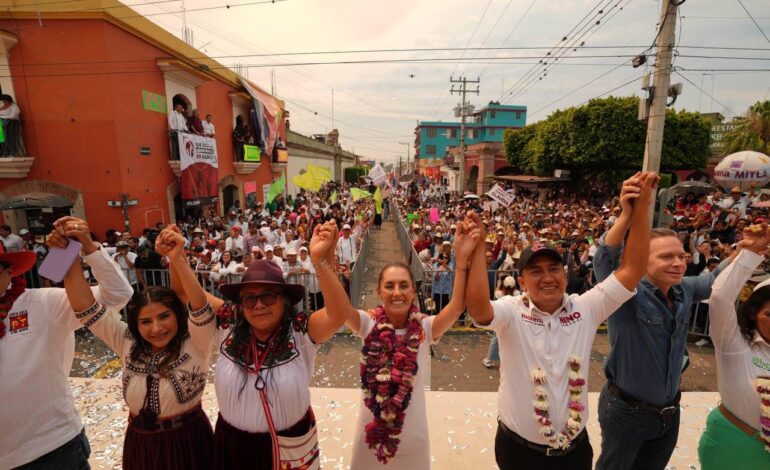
[0,119,33,178]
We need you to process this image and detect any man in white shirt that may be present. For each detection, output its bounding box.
[718,186,752,216]
[0,225,25,252]
[202,114,216,137]
[225,226,244,252]
[167,103,188,132]
[335,224,358,268]
[263,245,281,268]
[113,241,139,291]
[282,230,300,253]
[463,173,657,469]
[0,217,133,470]
[298,246,323,310]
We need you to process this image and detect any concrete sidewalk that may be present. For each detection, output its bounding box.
[72,378,712,469]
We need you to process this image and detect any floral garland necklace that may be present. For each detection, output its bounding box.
[756,377,770,453]
[0,276,27,340]
[531,356,585,450]
[360,305,424,463]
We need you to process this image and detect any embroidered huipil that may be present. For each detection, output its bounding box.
[0,248,134,469]
[214,315,320,433]
[75,302,216,418]
[475,274,634,445]
[708,250,770,431]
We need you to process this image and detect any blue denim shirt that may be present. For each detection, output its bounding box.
[594,238,722,406]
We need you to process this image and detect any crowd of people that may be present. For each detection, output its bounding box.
[2,171,770,470]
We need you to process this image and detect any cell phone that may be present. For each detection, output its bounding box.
[39,239,83,283]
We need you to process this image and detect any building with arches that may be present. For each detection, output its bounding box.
[0,0,287,238]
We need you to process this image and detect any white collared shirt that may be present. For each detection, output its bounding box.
[708,249,770,431]
[0,248,134,469]
[336,235,358,265]
[476,273,634,445]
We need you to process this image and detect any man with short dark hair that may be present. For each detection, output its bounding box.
[594,173,736,470]
[0,225,24,252]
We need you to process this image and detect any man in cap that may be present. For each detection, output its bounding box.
[335,223,358,269]
[243,222,262,255]
[465,173,657,469]
[717,186,752,217]
[1,217,133,469]
[225,225,244,252]
[282,247,305,279]
[263,245,281,268]
[298,246,323,311]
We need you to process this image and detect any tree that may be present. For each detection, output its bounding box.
[722,100,770,154]
[503,96,711,184]
[343,166,368,184]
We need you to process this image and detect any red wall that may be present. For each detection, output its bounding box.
[0,18,277,238]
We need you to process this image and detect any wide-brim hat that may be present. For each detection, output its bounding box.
[0,245,37,277]
[219,259,305,304]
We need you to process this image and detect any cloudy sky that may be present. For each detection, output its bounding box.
[135,0,770,164]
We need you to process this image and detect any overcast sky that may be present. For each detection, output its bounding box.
[136,0,770,164]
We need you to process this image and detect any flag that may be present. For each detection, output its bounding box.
[350,188,372,201]
[267,170,285,203]
[292,171,322,192]
[307,164,332,183]
[373,187,383,214]
[330,190,338,204]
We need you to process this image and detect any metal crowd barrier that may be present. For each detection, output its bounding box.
[349,234,371,308]
[393,206,426,284]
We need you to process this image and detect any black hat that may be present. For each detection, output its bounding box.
[219,259,305,304]
[517,241,563,272]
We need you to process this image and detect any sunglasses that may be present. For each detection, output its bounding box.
[240,291,280,308]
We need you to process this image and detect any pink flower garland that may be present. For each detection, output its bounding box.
[755,377,770,453]
[531,356,585,450]
[360,305,424,463]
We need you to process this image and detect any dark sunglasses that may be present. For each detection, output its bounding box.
[240,291,280,308]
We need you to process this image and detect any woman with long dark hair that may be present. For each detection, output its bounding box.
[158,221,350,470]
[58,236,217,469]
[698,224,770,469]
[316,221,478,468]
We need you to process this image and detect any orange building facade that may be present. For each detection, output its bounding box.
[0,1,286,238]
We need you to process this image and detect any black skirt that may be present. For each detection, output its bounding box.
[123,405,214,470]
[214,409,314,470]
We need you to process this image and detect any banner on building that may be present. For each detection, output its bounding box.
[485,184,514,206]
[241,78,283,156]
[179,133,219,207]
[276,149,289,163]
[425,166,441,179]
[245,181,257,208]
[368,163,387,185]
[244,145,261,162]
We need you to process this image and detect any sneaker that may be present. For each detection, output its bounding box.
[482,358,495,368]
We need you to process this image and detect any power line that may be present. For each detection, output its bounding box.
[736,0,770,44]
[426,0,494,120]
[675,70,738,116]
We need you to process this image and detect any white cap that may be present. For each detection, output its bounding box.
[442,240,451,246]
[343,224,352,230]
[286,248,298,256]
[260,221,268,226]
[19,229,29,235]
[754,278,770,291]
[264,244,274,252]
[299,246,308,252]
[250,246,260,253]
[503,276,516,288]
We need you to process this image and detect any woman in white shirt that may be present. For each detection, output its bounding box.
[58,231,217,469]
[699,225,770,469]
[164,221,351,470]
[210,250,238,284]
[318,221,479,469]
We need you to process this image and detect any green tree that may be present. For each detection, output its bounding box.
[503,96,711,184]
[722,100,770,154]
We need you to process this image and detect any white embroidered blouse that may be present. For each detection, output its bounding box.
[76,301,216,418]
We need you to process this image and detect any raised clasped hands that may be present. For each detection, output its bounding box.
[155,225,185,259]
[453,220,481,263]
[738,222,770,256]
[309,221,339,265]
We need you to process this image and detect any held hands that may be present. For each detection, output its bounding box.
[155,225,186,260]
[618,171,660,212]
[452,220,481,264]
[464,211,486,255]
[309,221,339,264]
[49,216,97,254]
[738,223,770,255]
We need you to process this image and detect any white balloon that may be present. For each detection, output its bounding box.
[714,151,770,191]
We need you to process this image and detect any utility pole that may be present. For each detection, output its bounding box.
[398,141,411,174]
[450,76,480,194]
[642,0,679,175]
